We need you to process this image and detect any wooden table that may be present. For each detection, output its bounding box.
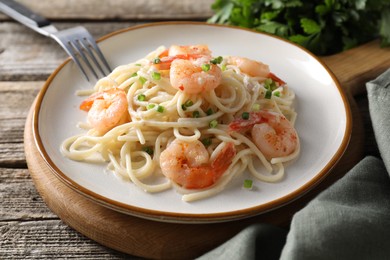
[0,1,384,259]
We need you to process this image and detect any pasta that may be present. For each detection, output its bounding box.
[61,45,300,202]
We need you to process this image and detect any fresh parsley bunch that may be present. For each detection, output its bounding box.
[208,0,390,55]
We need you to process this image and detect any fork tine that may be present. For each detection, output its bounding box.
[54,37,90,81]
[70,39,99,79]
[79,37,106,76]
[84,33,112,73]
[50,26,111,82]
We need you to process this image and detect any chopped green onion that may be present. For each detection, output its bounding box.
[184,99,193,107]
[142,146,154,155]
[243,179,253,190]
[181,100,193,111]
[201,138,212,147]
[137,94,146,101]
[221,64,227,71]
[252,103,261,111]
[147,103,156,110]
[131,72,138,77]
[209,119,218,128]
[242,112,250,120]
[153,57,161,64]
[265,90,272,99]
[274,91,281,97]
[152,71,161,80]
[264,78,277,91]
[210,56,223,64]
[139,76,147,84]
[157,105,164,113]
[201,64,211,72]
[206,108,214,115]
[192,111,200,118]
[135,63,141,66]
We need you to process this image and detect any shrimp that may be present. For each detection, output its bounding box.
[170,57,222,94]
[153,45,222,94]
[226,56,286,85]
[79,88,129,134]
[159,139,236,189]
[227,56,270,78]
[168,45,211,57]
[229,110,298,159]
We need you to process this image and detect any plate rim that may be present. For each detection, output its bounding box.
[32,21,352,223]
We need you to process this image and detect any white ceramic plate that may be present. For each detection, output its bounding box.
[34,22,351,223]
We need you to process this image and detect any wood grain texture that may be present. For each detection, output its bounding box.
[0,0,214,20]
[0,82,41,166]
[1,220,131,259]
[0,22,139,81]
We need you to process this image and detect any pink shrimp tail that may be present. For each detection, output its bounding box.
[185,143,236,189]
[79,88,124,112]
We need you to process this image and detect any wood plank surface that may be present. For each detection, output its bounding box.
[0,22,140,81]
[0,0,215,20]
[0,82,41,166]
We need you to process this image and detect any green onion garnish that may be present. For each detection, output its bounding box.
[201,64,211,72]
[209,119,218,128]
[184,99,193,107]
[201,138,212,147]
[252,103,260,111]
[152,71,161,80]
[131,72,138,77]
[221,64,227,71]
[139,76,147,84]
[137,94,146,101]
[210,56,223,64]
[157,105,164,113]
[153,57,161,64]
[206,108,214,115]
[242,112,250,120]
[142,146,154,155]
[264,78,277,91]
[135,63,141,66]
[182,100,193,111]
[192,111,200,118]
[243,179,253,190]
[265,90,272,99]
[274,91,281,97]
[147,103,156,110]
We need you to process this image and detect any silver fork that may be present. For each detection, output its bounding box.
[0,0,111,82]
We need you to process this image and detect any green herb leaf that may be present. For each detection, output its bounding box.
[137,94,146,101]
[201,137,212,147]
[139,76,147,84]
[243,179,253,189]
[157,105,164,113]
[210,56,223,64]
[242,112,250,120]
[152,72,161,80]
[208,0,390,55]
[209,119,218,128]
[202,64,211,72]
[193,111,200,118]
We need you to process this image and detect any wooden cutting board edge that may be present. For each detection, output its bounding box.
[24,40,390,259]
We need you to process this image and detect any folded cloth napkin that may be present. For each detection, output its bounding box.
[199,69,390,260]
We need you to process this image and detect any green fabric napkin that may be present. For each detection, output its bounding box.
[199,69,390,260]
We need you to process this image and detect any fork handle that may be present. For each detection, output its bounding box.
[0,0,55,35]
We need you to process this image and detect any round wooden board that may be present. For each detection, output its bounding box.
[25,40,390,259]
